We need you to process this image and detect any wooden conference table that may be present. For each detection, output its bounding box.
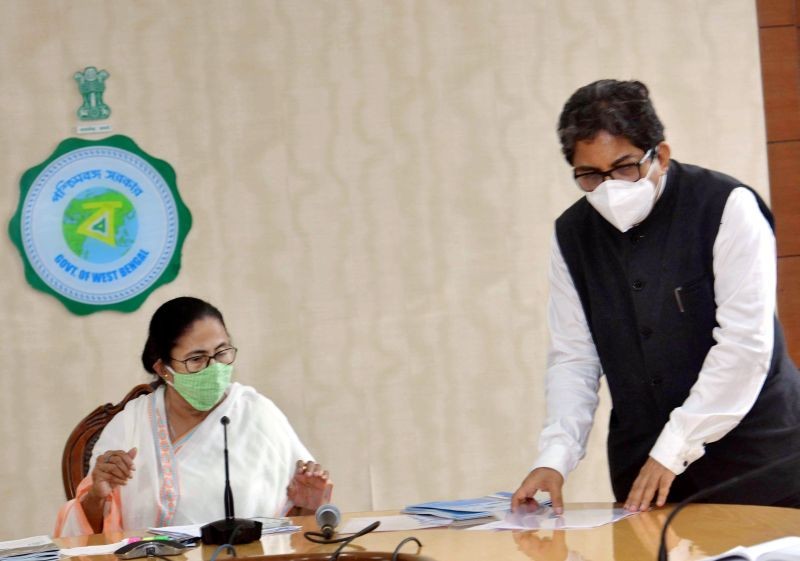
[55,503,800,561]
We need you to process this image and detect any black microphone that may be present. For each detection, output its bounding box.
[200,416,262,545]
[657,449,800,561]
[221,416,234,520]
[315,504,341,539]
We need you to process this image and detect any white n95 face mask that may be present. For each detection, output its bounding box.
[585,159,663,233]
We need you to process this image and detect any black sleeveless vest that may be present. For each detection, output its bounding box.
[555,160,800,505]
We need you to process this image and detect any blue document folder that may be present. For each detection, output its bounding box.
[403,491,549,521]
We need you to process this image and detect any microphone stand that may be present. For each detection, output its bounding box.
[201,416,262,545]
[657,449,800,561]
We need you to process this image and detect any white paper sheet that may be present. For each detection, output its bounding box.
[701,536,800,561]
[466,505,638,531]
[60,540,129,557]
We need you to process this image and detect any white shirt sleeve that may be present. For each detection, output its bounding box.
[649,187,776,474]
[532,233,603,478]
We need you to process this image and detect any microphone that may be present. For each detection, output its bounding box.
[200,416,263,545]
[221,416,234,520]
[304,504,379,546]
[315,504,341,539]
[657,448,800,561]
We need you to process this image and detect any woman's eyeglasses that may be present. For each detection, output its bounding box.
[170,347,238,373]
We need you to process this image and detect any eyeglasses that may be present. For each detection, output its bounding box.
[170,347,238,373]
[573,148,656,192]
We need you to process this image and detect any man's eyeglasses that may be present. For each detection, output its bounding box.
[170,347,238,373]
[573,148,656,192]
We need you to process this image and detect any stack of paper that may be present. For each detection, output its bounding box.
[403,492,547,527]
[0,536,59,561]
[146,528,199,542]
[149,521,300,538]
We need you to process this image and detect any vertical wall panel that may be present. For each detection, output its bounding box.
[758,0,800,362]
[778,258,800,362]
[759,26,800,141]
[767,142,800,257]
[757,0,796,26]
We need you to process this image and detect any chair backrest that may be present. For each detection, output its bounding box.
[61,382,159,500]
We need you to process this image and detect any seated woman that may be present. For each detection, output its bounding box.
[55,296,331,536]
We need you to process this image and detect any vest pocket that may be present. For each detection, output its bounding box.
[673,275,715,320]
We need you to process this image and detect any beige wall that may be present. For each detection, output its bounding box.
[0,0,767,539]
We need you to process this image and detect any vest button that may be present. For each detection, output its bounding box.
[632,279,644,290]
[650,377,662,386]
[640,326,653,339]
[631,233,646,244]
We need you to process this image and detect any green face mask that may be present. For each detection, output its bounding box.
[166,362,232,411]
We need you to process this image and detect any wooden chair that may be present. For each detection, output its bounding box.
[61,382,159,500]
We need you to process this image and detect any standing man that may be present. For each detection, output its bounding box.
[512,80,800,513]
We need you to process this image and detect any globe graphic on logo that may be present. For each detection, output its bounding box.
[62,187,138,264]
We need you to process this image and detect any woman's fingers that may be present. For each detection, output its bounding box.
[106,449,136,471]
[296,460,323,477]
[295,460,328,482]
[99,453,133,481]
[107,455,134,479]
[96,465,129,486]
[93,449,137,491]
[287,475,335,510]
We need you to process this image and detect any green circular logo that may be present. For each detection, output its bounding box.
[62,187,138,264]
[8,135,192,315]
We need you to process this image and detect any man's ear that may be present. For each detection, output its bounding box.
[656,141,671,171]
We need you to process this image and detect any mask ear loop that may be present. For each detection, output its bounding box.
[647,147,666,204]
[162,365,177,387]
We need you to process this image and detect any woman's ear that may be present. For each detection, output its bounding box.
[153,359,170,381]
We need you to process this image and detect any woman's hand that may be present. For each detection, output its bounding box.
[87,448,138,502]
[81,448,137,534]
[286,460,333,513]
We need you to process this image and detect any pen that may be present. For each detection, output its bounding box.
[125,536,172,544]
[674,286,685,313]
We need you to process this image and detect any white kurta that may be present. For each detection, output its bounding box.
[55,382,312,536]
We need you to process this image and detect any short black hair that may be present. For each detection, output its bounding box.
[557,79,665,164]
[140,296,226,374]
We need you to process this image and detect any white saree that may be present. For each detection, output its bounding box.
[55,382,312,537]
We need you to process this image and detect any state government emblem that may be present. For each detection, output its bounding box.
[74,66,111,121]
[8,135,192,314]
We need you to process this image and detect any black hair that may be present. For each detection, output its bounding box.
[141,296,227,374]
[557,79,665,164]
